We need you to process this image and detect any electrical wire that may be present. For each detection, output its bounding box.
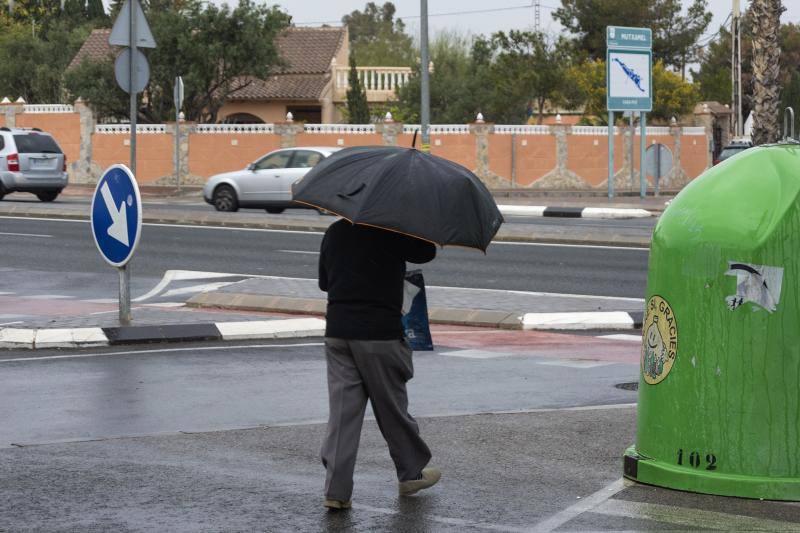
[695,12,732,46]
[294,2,559,26]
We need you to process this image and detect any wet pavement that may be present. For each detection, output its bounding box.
[2,331,799,531]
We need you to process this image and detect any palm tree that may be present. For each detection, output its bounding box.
[750,0,784,145]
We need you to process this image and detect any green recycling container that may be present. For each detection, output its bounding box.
[624,143,800,500]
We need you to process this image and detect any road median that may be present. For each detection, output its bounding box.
[0,203,652,247]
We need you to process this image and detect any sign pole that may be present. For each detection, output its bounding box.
[119,266,131,325]
[608,111,614,198]
[129,0,137,176]
[124,0,137,324]
[640,111,647,198]
[655,142,661,196]
[420,0,430,152]
[175,108,180,192]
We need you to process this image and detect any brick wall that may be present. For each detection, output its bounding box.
[0,104,713,190]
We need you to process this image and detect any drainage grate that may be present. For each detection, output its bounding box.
[615,382,639,391]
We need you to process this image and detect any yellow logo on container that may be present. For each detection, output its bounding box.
[641,295,678,385]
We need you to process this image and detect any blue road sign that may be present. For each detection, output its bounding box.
[91,164,142,267]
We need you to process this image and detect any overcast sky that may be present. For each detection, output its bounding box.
[279,0,799,42]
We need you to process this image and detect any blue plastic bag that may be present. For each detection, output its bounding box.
[401,269,434,351]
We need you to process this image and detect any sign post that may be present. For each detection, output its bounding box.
[109,0,156,177]
[606,26,652,199]
[174,76,184,192]
[90,165,143,325]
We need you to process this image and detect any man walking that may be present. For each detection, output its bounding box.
[318,219,441,511]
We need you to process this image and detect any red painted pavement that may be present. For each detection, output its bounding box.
[430,325,640,364]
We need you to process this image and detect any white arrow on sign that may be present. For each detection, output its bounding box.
[101,182,129,247]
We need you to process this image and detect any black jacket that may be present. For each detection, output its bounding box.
[318,219,436,340]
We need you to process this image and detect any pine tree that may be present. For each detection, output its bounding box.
[86,0,106,22]
[346,55,371,124]
[63,0,86,23]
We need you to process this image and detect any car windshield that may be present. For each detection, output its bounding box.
[719,146,747,161]
[13,134,61,154]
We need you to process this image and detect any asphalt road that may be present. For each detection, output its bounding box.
[0,214,650,299]
[3,337,798,531]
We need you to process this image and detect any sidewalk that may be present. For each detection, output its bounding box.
[1,276,644,349]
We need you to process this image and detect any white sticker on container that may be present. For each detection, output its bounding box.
[725,262,783,313]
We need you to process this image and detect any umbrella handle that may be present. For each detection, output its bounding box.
[337,183,366,199]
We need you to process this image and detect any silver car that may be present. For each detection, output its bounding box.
[203,147,340,213]
[0,127,68,202]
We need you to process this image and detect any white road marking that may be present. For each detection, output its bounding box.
[536,360,614,369]
[0,342,325,363]
[158,281,238,298]
[85,298,117,304]
[143,302,184,308]
[0,292,15,296]
[276,249,319,255]
[440,349,516,359]
[530,478,627,532]
[133,270,242,302]
[0,231,52,238]
[0,321,23,326]
[593,498,800,532]
[26,295,72,300]
[523,312,635,330]
[599,334,642,342]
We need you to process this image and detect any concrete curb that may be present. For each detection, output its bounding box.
[187,293,644,332]
[0,318,326,350]
[498,205,652,219]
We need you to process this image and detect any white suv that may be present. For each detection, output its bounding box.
[0,127,68,202]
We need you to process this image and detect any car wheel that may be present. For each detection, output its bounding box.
[265,207,285,214]
[0,184,5,201]
[36,191,58,202]
[213,185,238,212]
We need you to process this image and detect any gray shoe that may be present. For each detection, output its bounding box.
[323,498,352,511]
[398,467,441,496]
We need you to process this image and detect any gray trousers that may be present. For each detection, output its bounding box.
[321,337,431,501]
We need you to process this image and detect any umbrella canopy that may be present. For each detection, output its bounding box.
[292,146,504,251]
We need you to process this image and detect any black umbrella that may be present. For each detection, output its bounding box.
[291,146,504,251]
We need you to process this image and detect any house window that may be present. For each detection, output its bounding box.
[223,113,265,124]
[287,106,322,123]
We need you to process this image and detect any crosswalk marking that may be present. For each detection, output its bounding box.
[536,359,614,369]
[440,349,515,359]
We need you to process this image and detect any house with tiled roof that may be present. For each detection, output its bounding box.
[69,25,412,124]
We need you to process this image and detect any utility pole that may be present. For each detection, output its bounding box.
[731,0,743,137]
[420,0,430,151]
[534,0,541,32]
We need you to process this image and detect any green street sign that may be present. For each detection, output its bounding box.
[624,144,800,500]
[606,26,652,49]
